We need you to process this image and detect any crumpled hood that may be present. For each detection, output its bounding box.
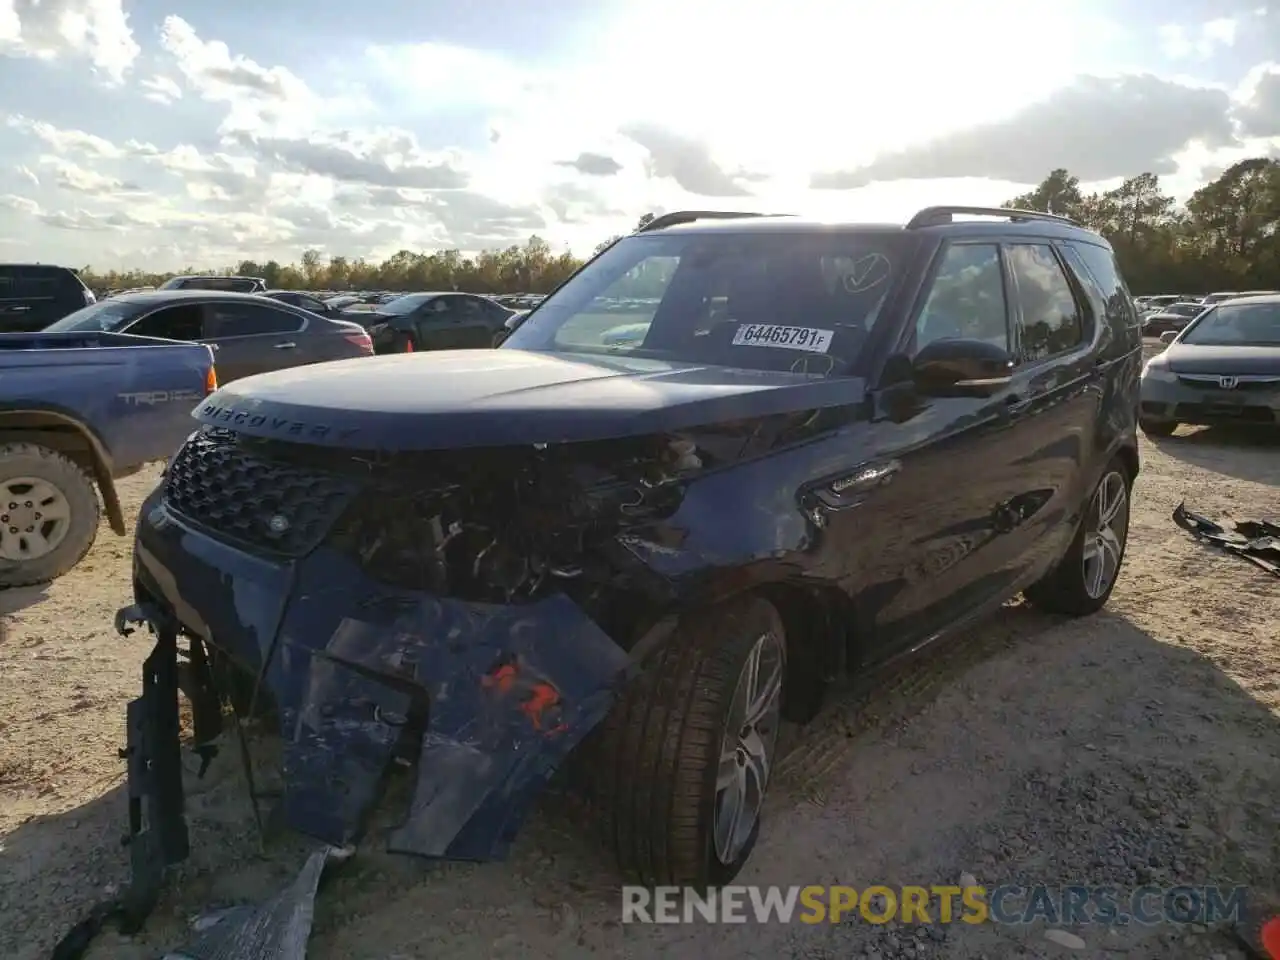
[194,349,862,449]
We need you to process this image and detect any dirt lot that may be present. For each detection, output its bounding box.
[2,412,1278,958]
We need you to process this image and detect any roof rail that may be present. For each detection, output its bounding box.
[636,210,790,233]
[906,205,1080,229]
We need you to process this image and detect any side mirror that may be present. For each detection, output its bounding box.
[911,338,1014,397]
[1160,330,1178,345]
[504,312,527,334]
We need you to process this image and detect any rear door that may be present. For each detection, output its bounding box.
[201,300,309,381]
[997,241,1102,579]
[451,296,501,347]
[410,297,456,349]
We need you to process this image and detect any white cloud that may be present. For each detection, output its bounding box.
[0,194,40,216]
[1158,18,1239,60]
[0,0,138,83]
[15,164,38,187]
[140,74,183,106]
[5,113,124,157]
[37,155,146,196]
[158,15,308,106]
[811,74,1237,189]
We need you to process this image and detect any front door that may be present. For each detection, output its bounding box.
[830,239,1065,661]
[201,301,308,381]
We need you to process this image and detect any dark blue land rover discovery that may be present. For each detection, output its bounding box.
[114,206,1141,936]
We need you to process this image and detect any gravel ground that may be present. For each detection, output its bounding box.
[1,388,1277,959]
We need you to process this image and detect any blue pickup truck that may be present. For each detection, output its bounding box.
[0,331,216,587]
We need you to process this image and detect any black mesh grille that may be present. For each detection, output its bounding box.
[164,430,360,557]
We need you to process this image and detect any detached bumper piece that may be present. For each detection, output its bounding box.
[1173,502,1280,579]
[51,604,190,960]
[162,847,336,960]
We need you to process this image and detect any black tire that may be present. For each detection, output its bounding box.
[1139,417,1177,438]
[0,443,101,588]
[589,596,786,887]
[1023,461,1132,617]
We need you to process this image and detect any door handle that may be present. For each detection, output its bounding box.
[808,459,902,513]
[1003,393,1031,415]
[273,341,297,350]
[10,305,29,313]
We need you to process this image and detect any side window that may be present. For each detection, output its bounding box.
[1005,244,1085,363]
[127,304,206,340]
[1065,241,1138,330]
[206,303,303,337]
[457,297,485,318]
[915,243,1009,350]
[16,274,59,299]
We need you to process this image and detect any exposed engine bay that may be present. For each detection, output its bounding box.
[317,431,704,605]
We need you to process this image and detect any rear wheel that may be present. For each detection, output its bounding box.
[1024,463,1131,616]
[590,596,786,886]
[1139,417,1177,438]
[0,443,100,588]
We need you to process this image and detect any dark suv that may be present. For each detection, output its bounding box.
[112,207,1141,940]
[0,263,96,332]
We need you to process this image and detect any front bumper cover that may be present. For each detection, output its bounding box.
[1140,374,1280,425]
[132,487,633,860]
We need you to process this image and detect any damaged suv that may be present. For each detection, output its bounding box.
[113,207,1141,930]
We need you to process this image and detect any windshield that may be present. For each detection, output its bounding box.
[378,294,434,316]
[43,300,139,332]
[502,231,908,375]
[1181,302,1280,346]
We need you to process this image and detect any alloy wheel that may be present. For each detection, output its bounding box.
[1082,471,1129,600]
[713,630,785,865]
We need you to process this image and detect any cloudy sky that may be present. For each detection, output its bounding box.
[1,0,1278,270]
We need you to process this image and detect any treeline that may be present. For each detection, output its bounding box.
[79,215,659,296]
[81,235,588,296]
[77,160,1280,297]
[1001,158,1280,294]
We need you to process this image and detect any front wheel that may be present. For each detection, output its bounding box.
[1023,464,1131,616]
[589,596,786,886]
[0,443,101,588]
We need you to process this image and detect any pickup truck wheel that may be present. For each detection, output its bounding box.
[0,443,100,587]
[1023,463,1131,617]
[592,596,786,886]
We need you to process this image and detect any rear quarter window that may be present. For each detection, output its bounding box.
[1063,241,1140,333]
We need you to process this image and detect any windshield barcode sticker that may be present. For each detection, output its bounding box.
[731,324,834,353]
